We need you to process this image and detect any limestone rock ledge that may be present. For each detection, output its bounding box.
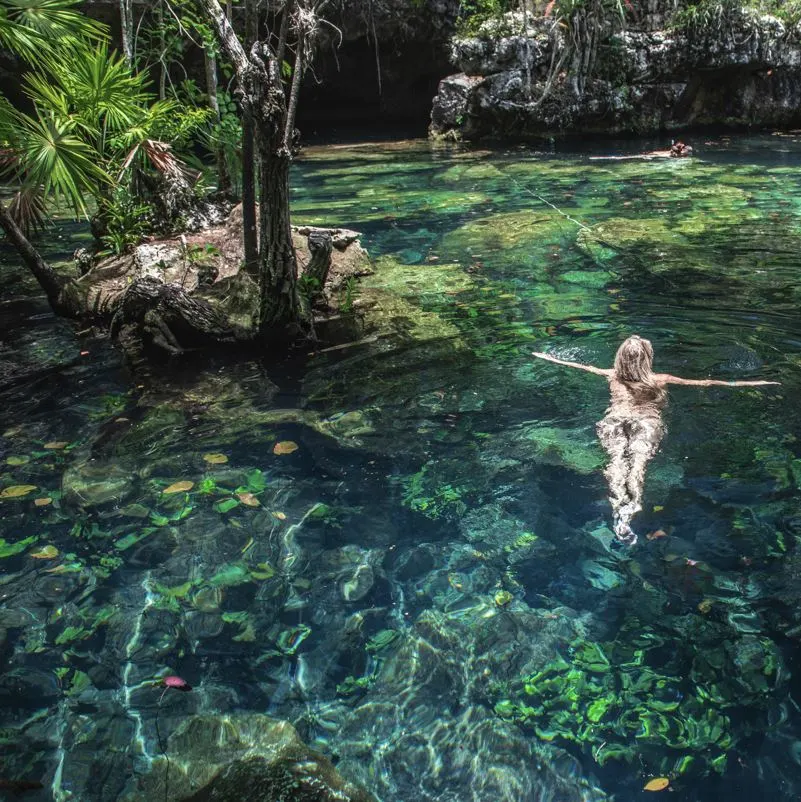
[430,7,801,139]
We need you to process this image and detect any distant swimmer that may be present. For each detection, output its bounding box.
[533,336,778,545]
[670,141,693,157]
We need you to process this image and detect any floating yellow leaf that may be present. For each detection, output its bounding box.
[272,511,287,521]
[698,599,713,614]
[31,545,59,559]
[6,455,30,466]
[653,505,664,512]
[163,480,194,494]
[643,778,670,792]
[34,497,52,507]
[203,453,228,465]
[237,492,260,507]
[44,441,69,450]
[1,484,38,499]
[273,441,299,455]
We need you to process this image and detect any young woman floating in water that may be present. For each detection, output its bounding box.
[533,335,779,546]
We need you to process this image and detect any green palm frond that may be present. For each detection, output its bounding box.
[62,46,151,133]
[0,0,106,62]
[12,112,109,215]
[22,70,71,117]
[109,99,180,152]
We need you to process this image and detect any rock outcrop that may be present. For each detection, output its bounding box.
[430,4,801,139]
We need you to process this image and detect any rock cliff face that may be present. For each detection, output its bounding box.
[299,0,460,130]
[430,4,801,139]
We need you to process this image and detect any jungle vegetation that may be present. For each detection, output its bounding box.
[0,0,335,343]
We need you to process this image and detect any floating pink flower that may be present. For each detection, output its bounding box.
[162,675,192,691]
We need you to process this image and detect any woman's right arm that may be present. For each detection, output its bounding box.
[532,352,611,377]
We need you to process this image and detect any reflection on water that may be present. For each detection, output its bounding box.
[1,135,801,801]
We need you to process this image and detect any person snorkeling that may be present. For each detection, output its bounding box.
[533,335,779,546]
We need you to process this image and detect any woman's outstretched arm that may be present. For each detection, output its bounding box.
[655,373,780,387]
[532,352,611,377]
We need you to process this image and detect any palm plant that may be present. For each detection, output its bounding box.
[0,0,210,312]
[2,44,210,234]
[0,0,110,308]
[0,0,105,62]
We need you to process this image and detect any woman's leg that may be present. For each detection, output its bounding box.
[623,417,664,521]
[596,418,636,543]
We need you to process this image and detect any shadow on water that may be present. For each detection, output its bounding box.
[2,136,801,801]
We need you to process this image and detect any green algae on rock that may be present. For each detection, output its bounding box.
[440,210,566,256]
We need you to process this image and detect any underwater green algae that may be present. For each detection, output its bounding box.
[494,621,784,777]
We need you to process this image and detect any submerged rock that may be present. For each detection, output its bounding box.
[329,605,607,802]
[120,713,375,802]
[62,460,135,508]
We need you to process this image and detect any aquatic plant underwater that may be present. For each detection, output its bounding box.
[2,135,801,800]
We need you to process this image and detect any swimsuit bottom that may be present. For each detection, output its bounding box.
[596,415,664,457]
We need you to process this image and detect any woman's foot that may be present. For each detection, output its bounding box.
[613,518,637,546]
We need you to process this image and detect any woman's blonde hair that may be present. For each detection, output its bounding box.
[613,335,666,405]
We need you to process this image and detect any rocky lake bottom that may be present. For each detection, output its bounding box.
[2,134,801,801]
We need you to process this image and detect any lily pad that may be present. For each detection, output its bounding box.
[236,492,260,507]
[30,545,59,559]
[273,441,299,455]
[209,562,250,587]
[366,629,399,653]
[1,484,38,499]
[214,498,239,514]
[163,481,194,494]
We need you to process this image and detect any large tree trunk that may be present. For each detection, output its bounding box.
[241,0,259,276]
[0,200,72,315]
[258,140,300,334]
[204,47,232,196]
[198,0,307,338]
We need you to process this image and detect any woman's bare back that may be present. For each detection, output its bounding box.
[607,375,665,419]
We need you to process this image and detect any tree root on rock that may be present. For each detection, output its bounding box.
[110,275,252,356]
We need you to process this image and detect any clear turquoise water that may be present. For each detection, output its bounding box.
[1,135,800,801]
